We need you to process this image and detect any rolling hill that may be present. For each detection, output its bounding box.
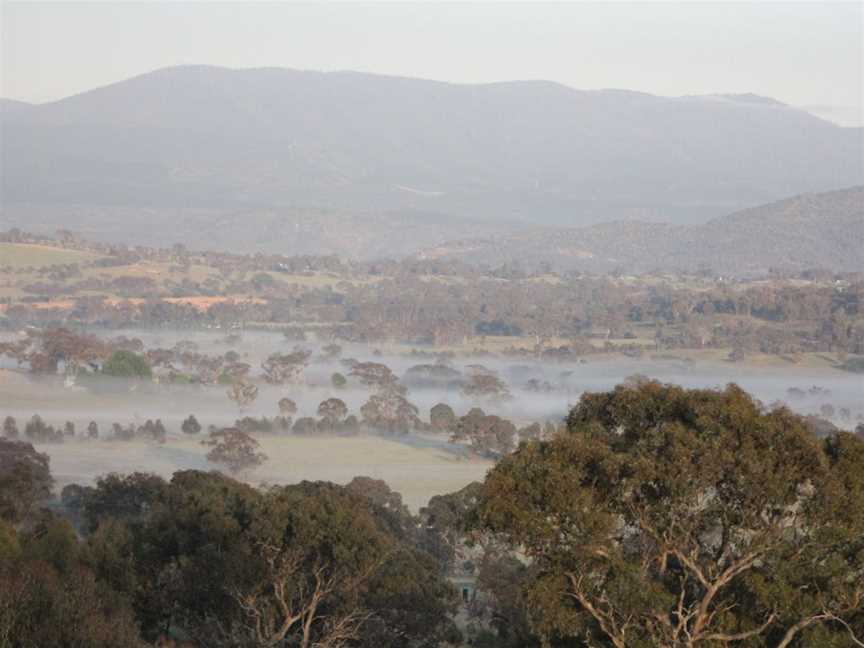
[415,187,864,276]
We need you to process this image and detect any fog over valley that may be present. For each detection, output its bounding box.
[2,329,862,511]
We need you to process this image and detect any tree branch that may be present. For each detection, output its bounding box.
[565,572,628,648]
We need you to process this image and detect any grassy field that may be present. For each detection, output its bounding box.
[78,261,216,282]
[0,242,103,268]
[0,369,489,511]
[42,435,491,512]
[0,248,375,301]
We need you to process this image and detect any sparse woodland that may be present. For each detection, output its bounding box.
[2,230,863,360]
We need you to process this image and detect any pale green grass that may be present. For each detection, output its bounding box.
[0,243,102,268]
[41,435,491,512]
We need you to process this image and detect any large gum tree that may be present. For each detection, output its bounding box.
[475,382,864,648]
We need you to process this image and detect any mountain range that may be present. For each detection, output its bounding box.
[1,65,862,274]
[2,65,861,226]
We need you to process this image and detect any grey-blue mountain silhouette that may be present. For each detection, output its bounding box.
[2,65,861,228]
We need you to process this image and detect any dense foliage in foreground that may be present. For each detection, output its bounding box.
[1,467,459,647]
[475,382,864,647]
[1,382,863,647]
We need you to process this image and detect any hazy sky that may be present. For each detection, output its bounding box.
[2,1,862,125]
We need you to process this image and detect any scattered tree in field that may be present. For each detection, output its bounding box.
[28,327,107,377]
[135,419,166,443]
[475,382,864,648]
[102,350,152,378]
[277,397,298,417]
[430,403,457,433]
[24,415,63,443]
[331,372,347,389]
[451,408,516,458]
[235,415,292,435]
[63,421,75,437]
[293,417,318,435]
[0,439,53,523]
[460,368,510,401]
[181,414,202,435]
[317,398,349,427]
[261,349,311,384]
[227,379,259,411]
[350,361,400,391]
[2,416,18,440]
[203,428,268,474]
[222,361,252,381]
[111,422,128,441]
[403,364,464,390]
[360,389,422,433]
[86,421,99,439]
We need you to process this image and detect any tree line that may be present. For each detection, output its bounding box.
[3,228,863,356]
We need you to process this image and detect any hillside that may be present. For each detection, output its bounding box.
[2,65,862,238]
[0,203,517,259]
[0,242,103,269]
[416,187,864,276]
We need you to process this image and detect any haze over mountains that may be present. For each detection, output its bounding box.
[1,65,862,273]
[417,186,864,276]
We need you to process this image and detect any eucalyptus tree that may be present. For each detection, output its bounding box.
[475,382,864,648]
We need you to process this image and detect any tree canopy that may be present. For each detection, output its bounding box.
[74,471,458,646]
[0,439,53,524]
[102,349,152,378]
[474,382,864,648]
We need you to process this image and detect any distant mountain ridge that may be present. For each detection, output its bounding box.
[2,65,861,229]
[0,98,34,116]
[415,187,864,276]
